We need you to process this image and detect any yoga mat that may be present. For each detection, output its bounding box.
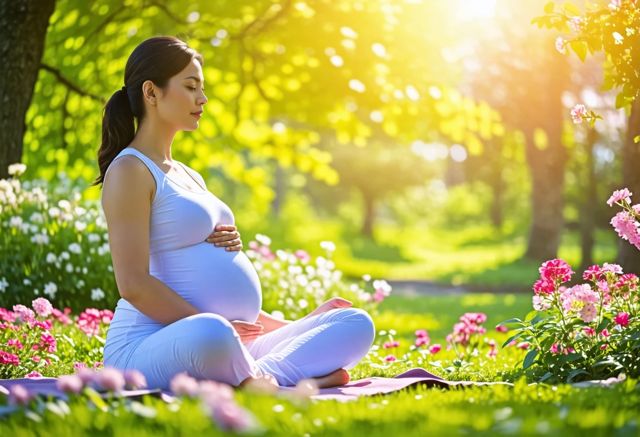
[0,368,513,409]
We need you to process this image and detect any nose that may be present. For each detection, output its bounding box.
[198,91,208,105]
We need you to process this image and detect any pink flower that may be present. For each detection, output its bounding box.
[600,328,610,338]
[123,369,147,389]
[600,343,608,350]
[8,384,32,406]
[570,104,588,124]
[428,344,442,354]
[198,380,235,404]
[583,264,603,282]
[461,312,487,325]
[616,274,639,292]
[607,188,632,207]
[26,371,43,378]
[12,304,35,324]
[583,326,596,336]
[602,263,623,275]
[532,295,552,311]
[633,204,640,215]
[495,324,508,333]
[539,259,573,284]
[31,298,53,318]
[210,400,257,433]
[7,338,23,350]
[74,362,88,370]
[415,337,429,347]
[415,329,429,338]
[294,249,310,263]
[533,279,555,295]
[76,368,97,385]
[170,372,200,397]
[95,367,125,392]
[568,16,584,33]
[516,342,530,350]
[614,312,630,327]
[57,374,84,394]
[0,350,20,365]
[384,354,397,362]
[39,332,57,353]
[579,303,598,323]
[610,211,640,250]
[555,36,567,54]
[550,343,560,354]
[51,307,73,325]
[383,340,400,349]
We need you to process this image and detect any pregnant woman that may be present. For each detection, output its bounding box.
[94,36,375,390]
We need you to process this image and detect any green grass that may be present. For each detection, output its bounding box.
[2,293,638,435]
[247,217,619,289]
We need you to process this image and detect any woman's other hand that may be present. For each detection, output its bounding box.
[206,224,242,251]
[229,320,264,344]
[306,297,353,318]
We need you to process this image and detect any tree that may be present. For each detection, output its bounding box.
[0,0,56,179]
[535,0,640,270]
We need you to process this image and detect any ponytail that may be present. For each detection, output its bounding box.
[92,36,203,187]
[92,87,136,186]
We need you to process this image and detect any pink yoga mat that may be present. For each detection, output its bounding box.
[0,368,513,410]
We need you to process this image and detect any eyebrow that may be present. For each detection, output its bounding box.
[184,76,204,83]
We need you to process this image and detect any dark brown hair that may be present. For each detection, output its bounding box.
[92,36,203,186]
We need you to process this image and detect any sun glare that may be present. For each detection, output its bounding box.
[456,0,497,21]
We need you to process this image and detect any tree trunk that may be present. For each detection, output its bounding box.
[0,0,56,178]
[523,53,570,262]
[489,139,504,230]
[361,192,375,238]
[617,98,640,273]
[580,127,598,270]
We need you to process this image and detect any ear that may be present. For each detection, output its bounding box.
[141,80,158,106]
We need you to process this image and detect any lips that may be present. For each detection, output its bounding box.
[191,111,202,119]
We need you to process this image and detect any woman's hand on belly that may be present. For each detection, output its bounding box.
[230,319,264,344]
[205,224,243,252]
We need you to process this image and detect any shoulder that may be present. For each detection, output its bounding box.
[102,154,155,204]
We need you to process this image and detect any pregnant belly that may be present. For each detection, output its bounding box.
[150,242,262,323]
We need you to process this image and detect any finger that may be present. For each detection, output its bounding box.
[207,231,238,240]
[215,224,236,232]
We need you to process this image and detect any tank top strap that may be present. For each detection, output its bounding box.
[107,147,168,200]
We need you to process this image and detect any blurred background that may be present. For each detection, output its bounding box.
[2,0,638,292]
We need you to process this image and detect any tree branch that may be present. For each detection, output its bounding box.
[40,63,104,102]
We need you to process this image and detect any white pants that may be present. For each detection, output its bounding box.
[105,307,375,388]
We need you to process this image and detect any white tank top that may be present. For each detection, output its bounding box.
[103,147,262,324]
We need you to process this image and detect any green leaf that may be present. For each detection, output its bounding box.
[559,352,582,363]
[499,317,523,325]
[523,349,539,369]
[634,135,640,144]
[563,2,582,16]
[615,92,628,109]
[503,332,524,348]
[544,2,555,14]
[83,387,108,412]
[569,40,588,61]
[524,310,539,322]
[566,368,589,383]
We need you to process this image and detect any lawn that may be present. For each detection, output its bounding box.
[2,293,637,436]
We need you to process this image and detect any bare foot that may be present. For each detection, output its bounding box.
[239,374,279,393]
[310,368,350,389]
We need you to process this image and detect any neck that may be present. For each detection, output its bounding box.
[128,117,177,162]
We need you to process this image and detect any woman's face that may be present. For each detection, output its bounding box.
[155,58,208,131]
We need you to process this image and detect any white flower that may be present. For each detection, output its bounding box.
[298,299,308,309]
[77,280,85,288]
[46,253,57,264]
[296,275,309,287]
[31,233,50,245]
[74,206,86,216]
[91,288,105,301]
[613,31,624,45]
[43,282,57,298]
[555,36,566,54]
[65,263,73,273]
[29,212,44,223]
[362,274,371,282]
[8,163,27,176]
[88,233,101,243]
[75,221,87,232]
[23,278,31,286]
[82,267,88,274]
[320,241,336,252]
[58,199,71,212]
[68,243,82,254]
[0,277,8,293]
[9,216,23,228]
[270,310,284,320]
[48,207,60,218]
[60,251,70,260]
[255,234,271,246]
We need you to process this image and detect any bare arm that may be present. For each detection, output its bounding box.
[101,156,200,325]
